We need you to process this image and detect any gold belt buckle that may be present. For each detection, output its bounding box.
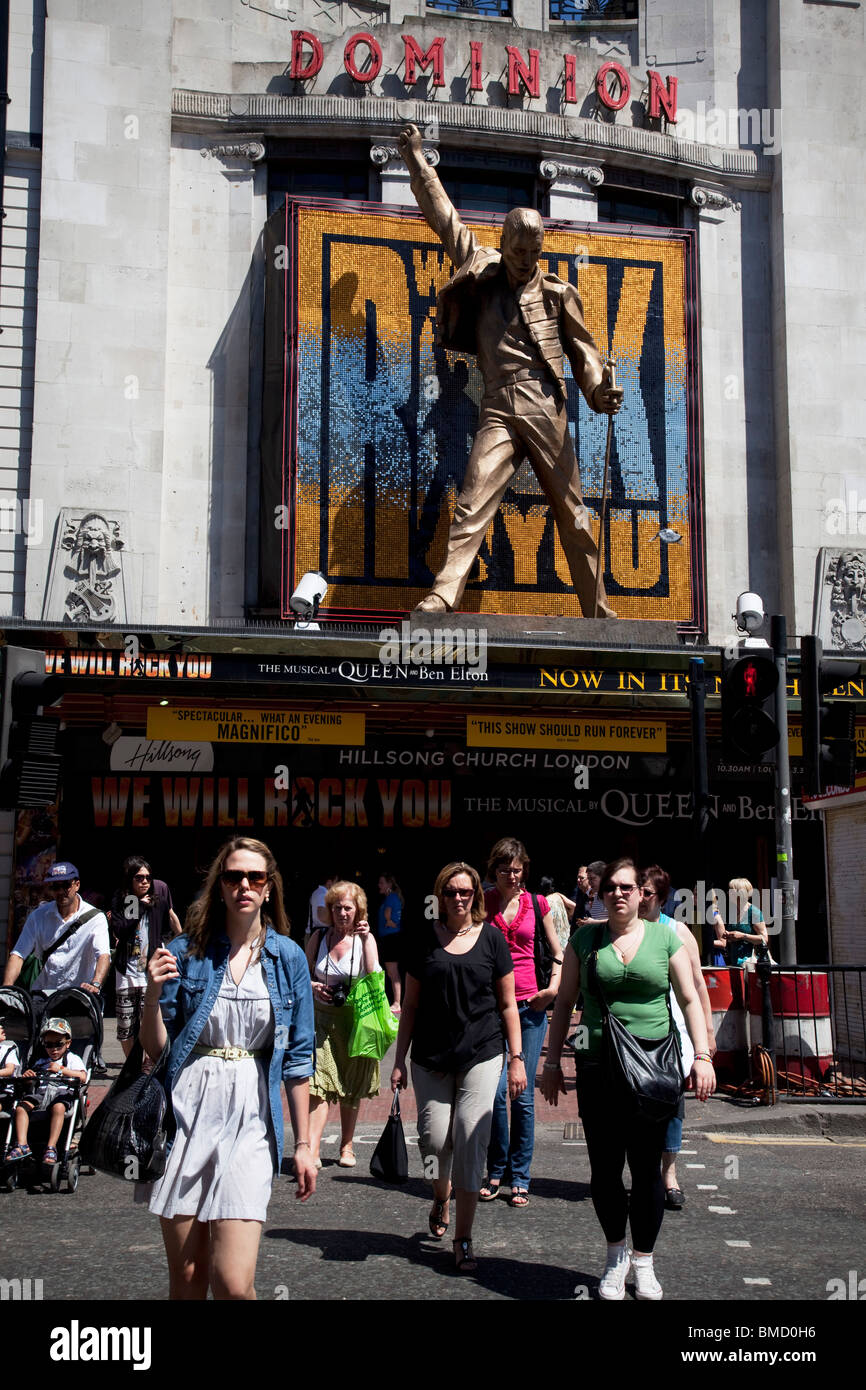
[224,1046,242,1061]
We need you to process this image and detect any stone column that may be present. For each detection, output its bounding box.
[688,182,753,642]
[539,161,604,222]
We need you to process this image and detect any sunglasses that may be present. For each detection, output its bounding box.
[47,881,74,891]
[132,873,152,882]
[442,888,474,898]
[220,870,269,888]
[42,1038,67,1047]
[603,883,638,896]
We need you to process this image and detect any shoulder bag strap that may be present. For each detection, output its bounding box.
[40,907,102,966]
[586,924,610,1017]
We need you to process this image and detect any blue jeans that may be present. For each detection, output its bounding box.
[486,1002,548,1190]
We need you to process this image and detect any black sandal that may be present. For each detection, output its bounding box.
[453,1237,477,1274]
[479,1178,501,1202]
[428,1198,450,1239]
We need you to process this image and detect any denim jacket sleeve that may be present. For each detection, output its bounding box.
[281,942,315,1081]
[156,936,189,1045]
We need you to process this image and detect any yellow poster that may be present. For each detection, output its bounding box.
[467,714,667,750]
[147,708,365,745]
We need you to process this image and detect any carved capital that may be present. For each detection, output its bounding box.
[539,160,605,189]
[202,139,266,164]
[370,143,439,167]
[690,184,742,213]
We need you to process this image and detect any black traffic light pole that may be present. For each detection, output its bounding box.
[771,616,796,964]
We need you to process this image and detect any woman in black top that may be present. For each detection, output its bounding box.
[391,861,525,1274]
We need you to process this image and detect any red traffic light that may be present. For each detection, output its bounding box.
[728,656,778,702]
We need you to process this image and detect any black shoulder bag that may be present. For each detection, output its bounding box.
[79,1036,174,1182]
[587,925,684,1122]
[531,892,556,990]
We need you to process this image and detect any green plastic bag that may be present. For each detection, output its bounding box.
[346,970,399,1061]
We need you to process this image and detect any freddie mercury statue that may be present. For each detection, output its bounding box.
[399,124,623,618]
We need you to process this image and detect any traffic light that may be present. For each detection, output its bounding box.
[722,649,780,759]
[800,636,859,796]
[0,647,64,809]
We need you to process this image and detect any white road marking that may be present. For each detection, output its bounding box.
[686,1163,705,1169]
[743,1277,771,1286]
[726,1240,752,1248]
[697,1183,719,1190]
[708,1205,736,1214]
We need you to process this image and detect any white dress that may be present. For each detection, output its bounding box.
[148,958,276,1222]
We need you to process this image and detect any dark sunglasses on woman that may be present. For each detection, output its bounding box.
[220,870,269,888]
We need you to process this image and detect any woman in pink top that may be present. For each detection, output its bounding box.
[480,837,562,1206]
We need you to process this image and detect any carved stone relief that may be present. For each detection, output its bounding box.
[43,509,130,624]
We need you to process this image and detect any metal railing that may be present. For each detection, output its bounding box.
[752,961,866,1101]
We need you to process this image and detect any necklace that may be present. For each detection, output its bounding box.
[442,920,476,937]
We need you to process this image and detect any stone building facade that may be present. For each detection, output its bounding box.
[0,0,864,637]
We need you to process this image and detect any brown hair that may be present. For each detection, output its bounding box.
[184,837,290,958]
[486,837,530,883]
[599,857,639,894]
[324,880,368,923]
[640,864,671,903]
[433,862,485,925]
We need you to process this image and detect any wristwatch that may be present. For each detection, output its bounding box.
[508,1052,525,1062]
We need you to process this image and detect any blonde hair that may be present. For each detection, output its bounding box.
[324,880,368,923]
[729,878,753,896]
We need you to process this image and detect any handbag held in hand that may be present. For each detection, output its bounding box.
[587,928,684,1122]
[79,1037,173,1181]
[369,1089,409,1185]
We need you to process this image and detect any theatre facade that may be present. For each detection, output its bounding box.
[1,0,864,955]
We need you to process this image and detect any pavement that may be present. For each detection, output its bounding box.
[0,1021,860,1307]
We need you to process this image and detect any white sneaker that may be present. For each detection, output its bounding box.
[598,1242,630,1300]
[631,1254,663,1301]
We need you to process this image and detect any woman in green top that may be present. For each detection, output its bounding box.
[540,858,715,1302]
[721,877,769,967]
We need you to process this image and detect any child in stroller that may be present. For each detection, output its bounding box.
[7,1016,86,1165]
[1,986,101,1192]
[0,1015,21,1109]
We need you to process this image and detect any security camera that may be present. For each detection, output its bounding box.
[289,571,327,622]
[733,591,765,635]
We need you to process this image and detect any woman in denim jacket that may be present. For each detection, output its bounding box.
[140,836,316,1300]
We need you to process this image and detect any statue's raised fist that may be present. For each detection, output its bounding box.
[398,124,424,159]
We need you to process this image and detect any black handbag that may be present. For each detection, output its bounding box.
[587,927,684,1123]
[531,892,556,990]
[79,1037,173,1182]
[369,1089,409,1185]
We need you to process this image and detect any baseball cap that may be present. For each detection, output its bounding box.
[44,862,79,884]
[40,1017,72,1039]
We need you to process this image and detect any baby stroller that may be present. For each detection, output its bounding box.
[0,986,34,1191]
[2,986,102,1193]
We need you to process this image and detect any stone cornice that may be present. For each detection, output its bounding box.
[172,90,774,189]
